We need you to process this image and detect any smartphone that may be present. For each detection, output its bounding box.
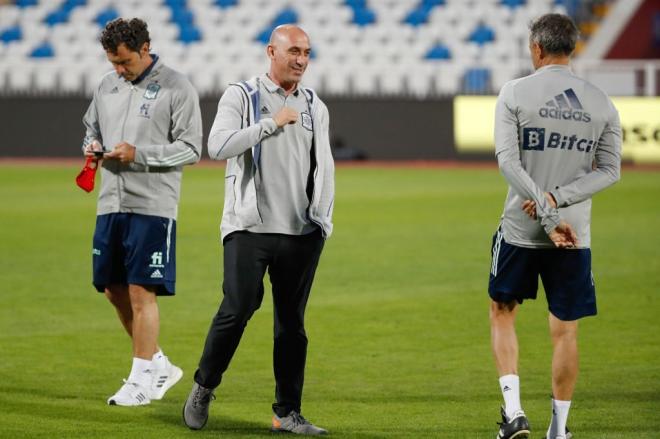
[93,149,105,158]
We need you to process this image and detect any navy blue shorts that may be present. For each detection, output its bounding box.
[92,213,176,295]
[488,229,596,321]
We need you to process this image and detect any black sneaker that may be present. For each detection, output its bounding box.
[182,382,215,430]
[271,410,327,435]
[545,426,572,439]
[497,406,530,439]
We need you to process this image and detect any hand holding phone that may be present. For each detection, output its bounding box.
[84,140,105,159]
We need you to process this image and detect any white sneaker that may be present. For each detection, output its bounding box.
[150,358,183,400]
[107,380,151,406]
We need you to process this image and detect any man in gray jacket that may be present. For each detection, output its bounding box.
[488,14,621,439]
[183,25,333,435]
[82,18,202,406]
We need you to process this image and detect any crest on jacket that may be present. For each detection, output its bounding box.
[144,82,161,100]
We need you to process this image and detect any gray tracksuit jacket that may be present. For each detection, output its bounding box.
[495,64,622,248]
[82,57,202,220]
[207,75,335,240]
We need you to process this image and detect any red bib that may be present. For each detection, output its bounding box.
[75,157,98,193]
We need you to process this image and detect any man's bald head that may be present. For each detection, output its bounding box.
[269,24,309,47]
[267,25,311,91]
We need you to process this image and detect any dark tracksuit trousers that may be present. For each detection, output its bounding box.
[194,229,324,416]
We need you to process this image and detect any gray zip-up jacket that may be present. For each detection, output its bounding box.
[82,57,202,220]
[207,76,335,240]
[495,64,621,248]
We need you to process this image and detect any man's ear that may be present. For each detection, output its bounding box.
[140,42,150,58]
[533,42,545,60]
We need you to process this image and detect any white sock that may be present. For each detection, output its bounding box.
[547,398,571,438]
[128,357,152,387]
[499,374,522,419]
[152,349,168,370]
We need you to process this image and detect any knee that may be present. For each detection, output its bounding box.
[275,322,306,339]
[105,288,127,308]
[490,300,517,323]
[550,322,578,343]
[214,303,258,329]
[128,286,157,313]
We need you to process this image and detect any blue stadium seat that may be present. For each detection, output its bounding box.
[95,7,119,27]
[352,8,376,27]
[179,26,202,44]
[255,7,299,45]
[345,0,367,9]
[272,8,298,27]
[30,41,55,58]
[16,0,38,7]
[425,43,451,60]
[165,0,187,7]
[468,24,495,46]
[62,0,87,12]
[0,26,22,44]
[404,6,433,27]
[215,0,238,8]
[255,28,272,45]
[501,0,525,8]
[463,68,490,93]
[171,8,195,26]
[44,9,71,27]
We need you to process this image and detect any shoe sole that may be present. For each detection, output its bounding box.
[107,396,151,406]
[497,431,530,439]
[151,366,183,400]
[270,427,328,435]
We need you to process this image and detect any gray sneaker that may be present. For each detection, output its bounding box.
[271,411,328,435]
[182,382,215,430]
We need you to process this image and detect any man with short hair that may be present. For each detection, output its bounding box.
[183,25,334,435]
[82,17,202,406]
[488,13,621,439]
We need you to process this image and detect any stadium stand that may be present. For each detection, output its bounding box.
[0,0,573,97]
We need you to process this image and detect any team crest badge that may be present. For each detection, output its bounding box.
[144,82,160,100]
[301,112,313,131]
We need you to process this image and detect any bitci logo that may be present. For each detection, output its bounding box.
[522,128,545,151]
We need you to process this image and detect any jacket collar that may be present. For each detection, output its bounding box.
[131,54,160,85]
[260,73,303,97]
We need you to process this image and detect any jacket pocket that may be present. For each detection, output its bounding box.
[224,174,237,216]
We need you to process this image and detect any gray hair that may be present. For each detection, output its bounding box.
[529,13,579,56]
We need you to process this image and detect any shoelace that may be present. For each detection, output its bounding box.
[289,412,310,427]
[192,388,215,408]
[121,379,138,388]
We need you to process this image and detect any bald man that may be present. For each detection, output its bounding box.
[183,25,334,435]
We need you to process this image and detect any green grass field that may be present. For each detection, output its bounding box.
[0,163,658,438]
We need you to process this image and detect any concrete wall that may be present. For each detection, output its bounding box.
[0,96,456,159]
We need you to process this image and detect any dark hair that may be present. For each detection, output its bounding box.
[100,18,150,54]
[529,13,579,56]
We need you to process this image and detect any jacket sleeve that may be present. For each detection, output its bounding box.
[81,85,102,153]
[316,100,334,213]
[550,100,622,207]
[207,85,279,160]
[133,78,202,167]
[495,82,562,235]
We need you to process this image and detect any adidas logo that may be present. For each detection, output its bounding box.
[260,105,270,114]
[539,88,591,123]
[503,386,511,392]
[110,86,119,94]
[150,269,163,279]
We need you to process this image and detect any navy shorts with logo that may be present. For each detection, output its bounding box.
[488,229,596,321]
[92,213,176,295]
